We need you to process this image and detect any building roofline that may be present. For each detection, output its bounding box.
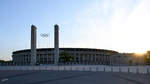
[13,47,118,54]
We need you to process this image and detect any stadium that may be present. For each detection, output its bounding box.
[12,48,118,65]
[11,24,144,66]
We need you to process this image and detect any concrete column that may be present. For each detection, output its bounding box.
[54,24,59,65]
[83,55,85,64]
[87,55,89,65]
[38,55,40,64]
[47,54,48,64]
[43,55,44,64]
[23,55,25,65]
[94,54,96,64]
[74,54,76,64]
[30,25,37,65]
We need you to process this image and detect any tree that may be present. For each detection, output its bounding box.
[0,60,5,63]
[129,60,133,65]
[59,51,74,63]
[144,51,150,65]
[0,60,13,66]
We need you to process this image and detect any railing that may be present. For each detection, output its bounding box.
[0,65,150,74]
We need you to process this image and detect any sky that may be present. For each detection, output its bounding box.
[0,0,150,60]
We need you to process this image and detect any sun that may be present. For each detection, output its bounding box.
[134,51,146,57]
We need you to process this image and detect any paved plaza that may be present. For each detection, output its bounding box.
[0,71,150,84]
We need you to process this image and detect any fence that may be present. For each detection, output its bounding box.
[0,65,150,74]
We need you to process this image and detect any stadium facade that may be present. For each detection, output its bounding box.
[12,48,118,65]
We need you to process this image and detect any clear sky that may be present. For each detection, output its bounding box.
[0,0,150,60]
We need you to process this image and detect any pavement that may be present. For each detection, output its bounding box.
[0,70,150,84]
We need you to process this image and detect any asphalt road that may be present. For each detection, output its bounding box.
[0,71,150,84]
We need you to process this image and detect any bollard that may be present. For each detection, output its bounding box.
[64,66,66,71]
[137,67,139,74]
[148,68,150,74]
[119,67,121,72]
[127,67,129,73]
[69,66,72,71]
[89,67,91,71]
[83,66,85,71]
[110,67,113,72]
[147,68,149,74]
[96,67,98,72]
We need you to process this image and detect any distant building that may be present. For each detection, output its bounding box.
[110,53,145,65]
